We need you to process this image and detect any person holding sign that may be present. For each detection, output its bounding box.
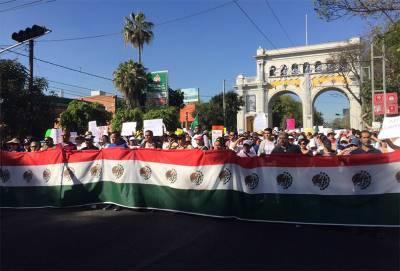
[350,130,381,154]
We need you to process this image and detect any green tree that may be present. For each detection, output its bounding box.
[113,60,149,109]
[111,107,143,133]
[143,106,180,132]
[60,100,112,134]
[272,95,303,128]
[192,91,244,131]
[123,12,154,64]
[0,59,56,138]
[168,88,185,108]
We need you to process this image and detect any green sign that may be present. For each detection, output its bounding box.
[147,70,168,105]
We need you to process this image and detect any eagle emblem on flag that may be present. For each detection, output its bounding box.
[90,163,102,178]
[42,168,51,182]
[396,171,400,183]
[352,170,372,190]
[276,171,293,189]
[63,167,75,181]
[166,169,177,183]
[0,168,10,183]
[23,170,33,183]
[139,166,152,180]
[312,172,330,190]
[190,170,204,185]
[218,168,231,184]
[245,173,259,189]
[112,164,125,179]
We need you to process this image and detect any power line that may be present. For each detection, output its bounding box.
[264,0,294,46]
[0,0,55,13]
[233,0,277,49]
[6,49,113,81]
[37,1,234,43]
[45,78,114,95]
[0,0,18,4]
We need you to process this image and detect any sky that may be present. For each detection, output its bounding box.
[0,0,369,122]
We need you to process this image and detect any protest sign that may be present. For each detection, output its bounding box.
[253,114,268,132]
[286,118,295,130]
[121,122,137,136]
[50,128,62,144]
[69,132,78,144]
[88,121,97,133]
[143,119,164,136]
[211,125,224,145]
[378,116,400,139]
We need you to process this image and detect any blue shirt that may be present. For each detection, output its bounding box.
[107,143,128,149]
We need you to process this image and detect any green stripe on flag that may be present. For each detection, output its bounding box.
[2,182,399,226]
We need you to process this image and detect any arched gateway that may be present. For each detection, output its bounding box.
[235,37,362,132]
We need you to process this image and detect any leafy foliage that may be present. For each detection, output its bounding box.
[0,59,56,138]
[113,60,149,109]
[111,107,143,133]
[168,88,185,108]
[192,91,244,131]
[143,106,180,132]
[60,100,112,134]
[123,12,154,64]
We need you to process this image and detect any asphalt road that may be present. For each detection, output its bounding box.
[1,207,399,270]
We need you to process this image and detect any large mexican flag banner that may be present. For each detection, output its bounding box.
[1,148,399,227]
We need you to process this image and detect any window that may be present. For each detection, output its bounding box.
[327,60,335,72]
[315,61,322,72]
[246,95,256,112]
[291,64,299,75]
[280,65,288,76]
[303,62,311,73]
[269,66,276,76]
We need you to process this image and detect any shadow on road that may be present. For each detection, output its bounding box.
[1,208,399,270]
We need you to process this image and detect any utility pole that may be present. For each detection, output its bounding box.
[223,80,226,127]
[371,42,375,122]
[305,14,308,46]
[382,39,387,118]
[29,40,34,94]
[370,37,387,121]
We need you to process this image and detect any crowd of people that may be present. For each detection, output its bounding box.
[2,125,399,156]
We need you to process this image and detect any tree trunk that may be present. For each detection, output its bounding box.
[138,46,142,64]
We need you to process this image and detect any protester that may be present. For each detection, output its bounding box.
[164,133,178,150]
[225,132,238,149]
[107,132,128,149]
[6,138,22,152]
[23,138,31,152]
[81,134,99,150]
[75,136,85,150]
[30,141,41,152]
[191,125,210,149]
[213,137,225,150]
[193,134,208,150]
[41,137,55,151]
[298,138,312,155]
[99,135,110,149]
[350,130,382,154]
[316,135,336,156]
[236,140,257,157]
[258,128,275,156]
[60,130,77,151]
[128,136,139,149]
[140,130,161,149]
[271,132,301,154]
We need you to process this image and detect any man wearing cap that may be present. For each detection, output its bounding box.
[271,132,301,154]
[6,138,23,152]
[193,134,208,150]
[258,128,275,156]
[237,140,257,157]
[81,134,99,150]
[128,136,139,149]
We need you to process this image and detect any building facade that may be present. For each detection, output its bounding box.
[235,37,362,132]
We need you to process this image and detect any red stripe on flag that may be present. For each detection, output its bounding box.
[2,149,400,168]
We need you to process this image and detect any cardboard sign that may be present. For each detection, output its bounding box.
[253,114,268,132]
[121,122,137,136]
[378,116,400,140]
[50,128,62,144]
[143,119,164,136]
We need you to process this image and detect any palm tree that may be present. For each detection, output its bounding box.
[113,60,148,109]
[123,12,154,64]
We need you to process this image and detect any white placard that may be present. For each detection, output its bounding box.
[121,122,137,136]
[378,116,400,140]
[69,132,78,144]
[253,113,268,132]
[143,119,164,136]
[211,130,223,146]
[50,128,62,144]
[98,126,109,136]
[88,121,97,132]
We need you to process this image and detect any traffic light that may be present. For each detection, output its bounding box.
[11,25,49,43]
